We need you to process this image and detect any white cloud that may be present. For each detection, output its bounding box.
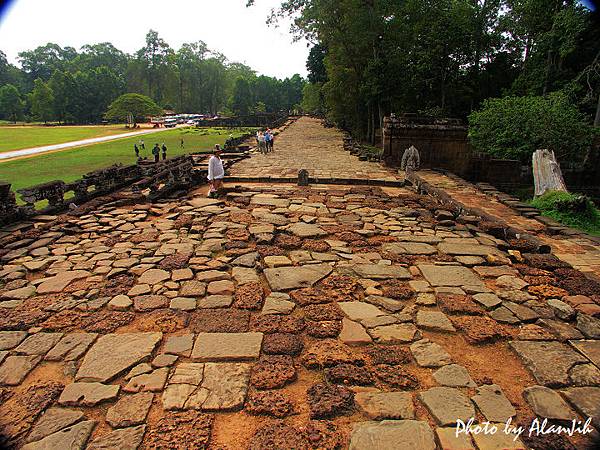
[0,0,310,79]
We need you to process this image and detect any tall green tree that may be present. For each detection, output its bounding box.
[29,78,54,123]
[105,93,162,126]
[0,84,24,122]
[231,77,253,115]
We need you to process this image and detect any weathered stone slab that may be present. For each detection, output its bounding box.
[370,323,419,344]
[87,425,146,450]
[509,341,588,386]
[36,270,91,294]
[199,362,252,411]
[349,420,435,450]
[191,332,263,361]
[354,391,415,419]
[0,330,27,350]
[418,264,484,287]
[433,364,476,387]
[0,355,41,385]
[410,340,452,367]
[44,333,97,361]
[163,334,194,357]
[416,311,455,332]
[26,407,85,444]
[261,293,295,315]
[59,382,120,406]
[264,263,332,291]
[471,430,526,450]
[419,387,475,426]
[561,387,600,427]
[339,301,386,321]
[76,333,162,382]
[106,392,153,428]
[347,264,411,280]
[383,242,437,255]
[14,332,63,355]
[287,222,327,237]
[22,420,96,450]
[124,368,169,393]
[435,427,476,450]
[523,385,575,421]
[339,318,372,346]
[438,243,503,256]
[138,269,170,285]
[471,384,516,422]
[570,340,600,368]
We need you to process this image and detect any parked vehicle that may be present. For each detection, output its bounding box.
[164,117,177,128]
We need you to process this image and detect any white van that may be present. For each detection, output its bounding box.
[164,118,177,128]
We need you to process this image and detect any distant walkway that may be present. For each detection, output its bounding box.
[0,125,188,161]
[230,117,400,181]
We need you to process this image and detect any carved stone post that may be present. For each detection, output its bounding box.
[532,149,568,197]
[298,169,309,186]
[401,145,420,172]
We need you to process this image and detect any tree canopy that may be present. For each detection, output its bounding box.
[0,30,306,124]
[105,93,162,126]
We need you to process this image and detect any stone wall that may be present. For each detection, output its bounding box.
[194,113,289,128]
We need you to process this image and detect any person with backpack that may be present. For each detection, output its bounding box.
[161,143,167,160]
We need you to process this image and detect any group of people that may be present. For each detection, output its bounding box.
[133,139,167,162]
[256,129,274,154]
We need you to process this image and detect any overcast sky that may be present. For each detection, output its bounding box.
[0,0,310,79]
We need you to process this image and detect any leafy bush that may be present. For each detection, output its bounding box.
[531,191,600,236]
[468,92,595,163]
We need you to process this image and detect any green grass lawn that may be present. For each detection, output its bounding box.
[0,125,134,153]
[0,127,253,195]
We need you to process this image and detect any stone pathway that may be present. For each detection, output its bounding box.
[230,116,400,181]
[415,170,600,280]
[0,118,599,449]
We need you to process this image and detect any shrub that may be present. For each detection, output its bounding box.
[468,92,595,163]
[531,191,600,235]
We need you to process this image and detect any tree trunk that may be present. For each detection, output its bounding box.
[532,149,568,197]
[594,91,600,128]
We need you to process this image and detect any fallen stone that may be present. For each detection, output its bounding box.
[14,332,63,356]
[133,295,168,312]
[25,407,85,444]
[471,430,526,450]
[576,313,600,339]
[170,297,197,311]
[523,385,575,421]
[419,387,475,426]
[76,332,162,382]
[287,222,327,238]
[354,391,415,419]
[435,427,476,450]
[0,330,27,350]
[346,264,411,280]
[106,392,153,428]
[22,420,96,450]
[339,301,386,321]
[560,386,600,428]
[473,293,502,309]
[569,339,600,368]
[471,384,516,422]
[138,269,170,285]
[179,280,207,297]
[59,382,119,406]
[124,368,169,393]
[196,362,252,411]
[198,295,233,308]
[383,242,437,255]
[261,293,295,315]
[349,420,435,450]
[108,295,133,311]
[191,332,263,361]
[370,323,419,344]
[163,334,194,357]
[264,263,332,290]
[339,318,372,346]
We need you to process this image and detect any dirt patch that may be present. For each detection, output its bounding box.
[189,309,250,333]
[319,275,363,299]
[523,253,571,270]
[262,333,304,356]
[302,240,331,252]
[325,364,373,386]
[246,391,294,418]
[520,430,578,450]
[251,355,297,390]
[380,280,414,300]
[372,364,419,389]
[523,275,556,286]
[130,231,160,244]
[100,274,136,297]
[257,245,286,257]
[234,282,265,310]
[307,383,354,419]
[248,422,309,450]
[290,288,333,306]
[40,309,135,333]
[528,284,569,298]
[142,411,213,449]
[274,234,302,249]
[0,307,49,330]
[132,310,188,333]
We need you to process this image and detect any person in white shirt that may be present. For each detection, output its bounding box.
[207,144,225,198]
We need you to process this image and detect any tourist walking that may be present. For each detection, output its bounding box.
[257,131,267,155]
[152,143,160,163]
[180,137,185,149]
[207,144,225,198]
[134,143,139,158]
[162,143,167,160]
[140,139,145,150]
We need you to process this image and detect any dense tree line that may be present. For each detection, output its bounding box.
[257,0,599,146]
[0,31,305,123]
